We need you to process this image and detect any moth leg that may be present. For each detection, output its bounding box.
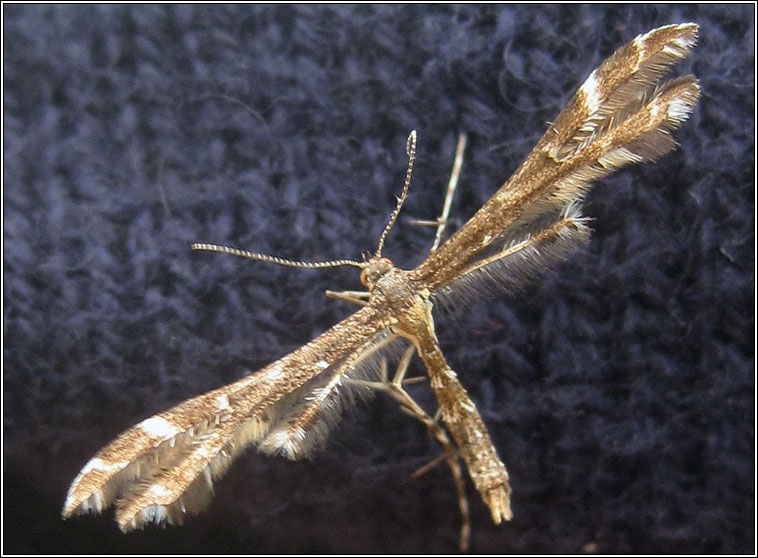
[408,132,467,254]
[351,346,471,551]
[325,289,370,306]
[409,451,447,478]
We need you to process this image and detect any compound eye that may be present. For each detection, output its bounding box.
[360,268,369,287]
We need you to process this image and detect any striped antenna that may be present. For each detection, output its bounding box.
[376,130,417,257]
[191,243,364,270]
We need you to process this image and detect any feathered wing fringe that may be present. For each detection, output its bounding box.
[413,24,699,293]
[258,332,405,460]
[503,28,700,236]
[107,331,402,530]
[433,205,591,313]
[432,27,699,303]
[63,305,388,531]
[62,335,405,531]
[545,22,699,163]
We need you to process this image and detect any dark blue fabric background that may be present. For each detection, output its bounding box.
[3,4,754,553]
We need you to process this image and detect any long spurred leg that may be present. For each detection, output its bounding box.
[348,347,471,551]
[408,132,467,253]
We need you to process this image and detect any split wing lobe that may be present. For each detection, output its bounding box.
[62,304,389,531]
[415,23,700,300]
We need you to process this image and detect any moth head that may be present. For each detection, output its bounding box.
[360,257,394,290]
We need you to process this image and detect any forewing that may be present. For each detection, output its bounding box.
[413,23,699,294]
[63,303,388,531]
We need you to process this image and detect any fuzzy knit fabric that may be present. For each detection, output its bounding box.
[3,4,754,554]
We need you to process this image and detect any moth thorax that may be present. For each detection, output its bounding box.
[360,257,394,289]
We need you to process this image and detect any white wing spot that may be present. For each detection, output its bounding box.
[138,504,168,525]
[266,428,306,459]
[78,489,106,514]
[148,484,172,499]
[194,445,212,459]
[673,35,695,51]
[667,98,691,122]
[215,394,230,410]
[316,360,329,370]
[460,400,476,413]
[80,457,130,475]
[579,70,602,113]
[138,416,181,438]
[632,34,648,70]
[81,457,105,474]
[268,364,284,380]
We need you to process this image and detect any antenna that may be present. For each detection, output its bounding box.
[375,130,417,257]
[193,130,419,270]
[190,243,364,270]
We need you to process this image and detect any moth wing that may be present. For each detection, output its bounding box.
[431,205,591,312]
[63,304,389,531]
[415,23,699,299]
[257,331,406,460]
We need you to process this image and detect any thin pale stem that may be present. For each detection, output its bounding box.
[431,132,467,253]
